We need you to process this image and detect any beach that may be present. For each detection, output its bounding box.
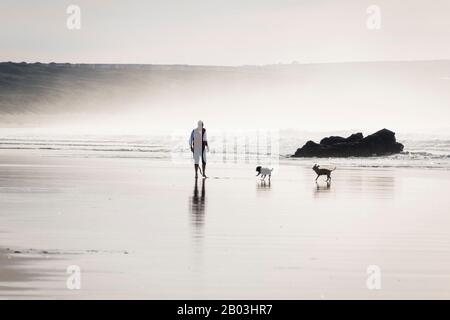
[2,0,450,304]
[1,148,450,299]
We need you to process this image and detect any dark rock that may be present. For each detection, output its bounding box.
[320,136,347,145]
[319,132,364,146]
[346,133,364,143]
[293,129,404,157]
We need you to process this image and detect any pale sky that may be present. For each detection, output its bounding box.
[1,0,450,65]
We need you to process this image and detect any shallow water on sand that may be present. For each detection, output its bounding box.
[1,149,450,299]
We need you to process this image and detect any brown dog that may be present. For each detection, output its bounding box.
[312,164,335,183]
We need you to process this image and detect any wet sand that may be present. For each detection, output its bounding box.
[1,149,450,299]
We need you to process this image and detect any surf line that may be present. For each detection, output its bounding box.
[177,304,211,318]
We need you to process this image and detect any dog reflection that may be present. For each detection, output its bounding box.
[257,180,271,190]
[316,181,331,190]
[314,181,331,197]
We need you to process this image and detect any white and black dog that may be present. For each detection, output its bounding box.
[256,166,273,181]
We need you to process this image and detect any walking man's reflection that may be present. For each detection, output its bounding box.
[190,178,206,235]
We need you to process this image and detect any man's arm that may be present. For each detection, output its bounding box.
[189,130,194,152]
[203,130,209,151]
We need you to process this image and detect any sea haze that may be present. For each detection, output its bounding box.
[0,60,449,133]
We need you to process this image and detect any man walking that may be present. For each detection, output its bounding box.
[189,120,209,178]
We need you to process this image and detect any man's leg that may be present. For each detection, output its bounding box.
[201,151,207,178]
[195,164,199,178]
[202,162,206,178]
[194,151,201,178]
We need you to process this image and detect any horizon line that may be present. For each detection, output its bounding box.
[1,58,450,68]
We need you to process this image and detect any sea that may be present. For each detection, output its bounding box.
[0,129,449,169]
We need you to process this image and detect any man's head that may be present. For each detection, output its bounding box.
[197,120,204,129]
